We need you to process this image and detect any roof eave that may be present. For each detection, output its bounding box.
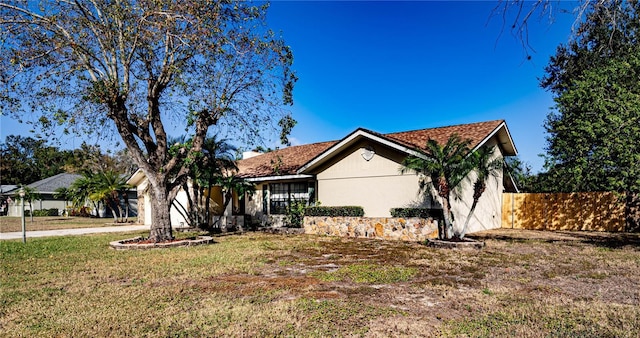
[472,121,518,156]
[296,128,425,174]
[126,169,147,186]
[243,174,315,183]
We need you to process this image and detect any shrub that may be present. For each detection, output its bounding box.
[305,206,364,217]
[32,208,59,217]
[69,206,92,217]
[390,208,444,220]
[284,200,306,228]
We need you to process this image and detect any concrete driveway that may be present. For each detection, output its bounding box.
[0,224,149,240]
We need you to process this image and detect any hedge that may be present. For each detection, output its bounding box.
[390,208,444,220]
[30,208,60,217]
[305,206,364,217]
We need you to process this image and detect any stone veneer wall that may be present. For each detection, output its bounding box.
[303,216,439,241]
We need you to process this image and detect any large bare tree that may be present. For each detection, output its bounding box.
[0,1,296,241]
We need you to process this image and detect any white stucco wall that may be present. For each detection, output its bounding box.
[313,137,506,234]
[170,189,189,228]
[450,139,504,234]
[136,178,187,228]
[315,140,429,217]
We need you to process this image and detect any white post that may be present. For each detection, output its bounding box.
[19,188,26,243]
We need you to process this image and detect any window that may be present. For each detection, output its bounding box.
[269,182,314,214]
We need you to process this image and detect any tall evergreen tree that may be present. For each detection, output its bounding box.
[541,0,640,192]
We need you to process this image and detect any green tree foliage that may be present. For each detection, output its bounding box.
[401,134,476,239]
[68,172,97,213]
[68,170,131,221]
[63,143,136,176]
[53,187,72,216]
[0,135,70,185]
[0,1,296,241]
[199,136,239,228]
[87,170,131,223]
[171,135,254,231]
[503,156,557,193]
[0,135,137,185]
[540,0,640,192]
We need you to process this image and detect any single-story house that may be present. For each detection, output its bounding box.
[2,173,82,216]
[2,173,138,218]
[130,120,517,234]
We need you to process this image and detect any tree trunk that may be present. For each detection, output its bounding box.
[459,183,486,239]
[459,198,479,239]
[213,190,233,231]
[205,172,214,226]
[108,203,118,223]
[440,197,453,240]
[123,192,129,223]
[148,181,174,242]
[116,203,124,223]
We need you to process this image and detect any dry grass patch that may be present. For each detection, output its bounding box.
[1,229,640,337]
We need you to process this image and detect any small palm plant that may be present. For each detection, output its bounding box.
[459,145,503,238]
[402,134,475,239]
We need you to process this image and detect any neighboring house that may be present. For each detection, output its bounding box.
[0,185,17,216]
[1,173,138,218]
[2,173,82,216]
[129,120,517,234]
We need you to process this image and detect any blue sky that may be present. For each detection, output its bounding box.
[0,1,578,172]
[265,0,577,172]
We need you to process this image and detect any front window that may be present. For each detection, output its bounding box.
[269,182,314,214]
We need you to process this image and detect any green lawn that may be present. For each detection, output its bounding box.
[0,216,137,233]
[1,229,639,337]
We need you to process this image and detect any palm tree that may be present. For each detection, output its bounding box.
[15,185,41,222]
[212,175,255,230]
[199,136,238,227]
[401,134,475,239]
[69,170,98,216]
[88,170,130,222]
[459,146,503,239]
[53,187,72,216]
[167,135,240,229]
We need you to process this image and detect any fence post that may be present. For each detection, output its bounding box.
[511,193,514,229]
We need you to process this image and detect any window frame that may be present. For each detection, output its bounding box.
[268,181,315,215]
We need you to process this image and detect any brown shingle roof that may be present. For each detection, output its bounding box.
[237,120,505,179]
[237,141,337,178]
[385,120,504,151]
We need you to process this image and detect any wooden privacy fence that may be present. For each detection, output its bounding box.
[502,192,628,232]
